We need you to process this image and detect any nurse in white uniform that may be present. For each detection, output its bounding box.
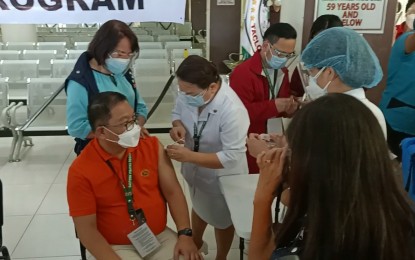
[166,55,249,260]
[300,27,387,138]
[248,27,389,159]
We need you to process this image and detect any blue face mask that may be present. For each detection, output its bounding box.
[105,56,130,75]
[181,89,208,107]
[266,46,288,70]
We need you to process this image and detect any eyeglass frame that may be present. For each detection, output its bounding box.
[110,49,139,59]
[177,88,207,97]
[269,46,296,59]
[102,114,140,132]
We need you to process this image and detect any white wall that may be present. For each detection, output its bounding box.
[279,0,306,76]
[280,0,306,53]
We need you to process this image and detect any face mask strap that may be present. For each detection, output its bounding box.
[103,126,120,136]
[313,67,326,79]
[323,80,332,91]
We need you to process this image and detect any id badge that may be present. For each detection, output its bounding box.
[135,209,146,226]
[127,223,161,258]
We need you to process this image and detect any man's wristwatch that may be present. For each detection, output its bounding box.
[177,228,193,237]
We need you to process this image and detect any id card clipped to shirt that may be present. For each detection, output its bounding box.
[127,209,161,258]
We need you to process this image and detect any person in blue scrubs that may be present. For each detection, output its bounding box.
[380,25,415,161]
[65,20,148,155]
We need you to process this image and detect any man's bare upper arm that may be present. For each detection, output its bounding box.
[157,142,182,196]
[73,214,97,233]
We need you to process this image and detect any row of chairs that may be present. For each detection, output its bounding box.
[0,74,176,162]
[0,41,193,56]
[37,34,93,47]
[37,34,182,43]
[0,60,72,99]
[0,47,203,98]
[0,57,189,100]
[0,48,201,80]
[0,42,87,58]
[0,46,199,74]
[35,31,185,48]
[37,22,192,38]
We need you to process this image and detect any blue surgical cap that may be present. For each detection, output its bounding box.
[301,27,383,89]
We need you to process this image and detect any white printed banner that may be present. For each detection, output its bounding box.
[315,0,388,34]
[240,0,270,59]
[0,0,186,24]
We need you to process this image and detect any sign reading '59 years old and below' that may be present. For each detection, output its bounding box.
[0,0,186,23]
[316,0,388,34]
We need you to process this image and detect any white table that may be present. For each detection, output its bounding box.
[219,174,277,260]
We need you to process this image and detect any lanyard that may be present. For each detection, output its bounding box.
[262,64,278,99]
[106,154,137,225]
[193,114,210,152]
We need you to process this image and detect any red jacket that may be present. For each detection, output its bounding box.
[396,22,406,40]
[229,51,296,174]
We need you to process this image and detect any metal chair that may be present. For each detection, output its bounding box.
[0,180,10,260]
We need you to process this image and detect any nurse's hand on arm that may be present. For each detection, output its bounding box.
[250,148,288,260]
[166,145,223,169]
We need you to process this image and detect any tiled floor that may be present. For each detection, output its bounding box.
[0,134,243,259]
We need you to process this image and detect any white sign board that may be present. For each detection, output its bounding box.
[217,0,235,5]
[315,0,388,34]
[0,0,186,24]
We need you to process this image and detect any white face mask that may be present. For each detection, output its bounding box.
[104,123,141,148]
[306,67,332,100]
[406,14,415,30]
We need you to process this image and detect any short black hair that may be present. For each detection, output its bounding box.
[175,55,220,89]
[87,91,127,131]
[309,15,343,41]
[263,23,297,44]
[407,0,415,12]
[88,19,139,66]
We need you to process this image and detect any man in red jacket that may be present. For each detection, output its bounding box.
[230,23,300,174]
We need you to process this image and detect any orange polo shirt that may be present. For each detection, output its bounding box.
[67,136,167,245]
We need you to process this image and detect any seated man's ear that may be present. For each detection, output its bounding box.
[94,127,106,140]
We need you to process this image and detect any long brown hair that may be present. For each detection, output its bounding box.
[277,94,415,259]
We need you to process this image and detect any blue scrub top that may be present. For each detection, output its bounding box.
[380,32,415,135]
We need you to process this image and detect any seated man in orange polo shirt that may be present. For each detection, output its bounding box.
[67,92,201,260]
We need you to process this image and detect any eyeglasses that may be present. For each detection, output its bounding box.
[270,47,296,59]
[104,114,139,131]
[177,88,206,97]
[110,49,138,59]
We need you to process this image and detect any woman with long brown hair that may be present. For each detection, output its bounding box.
[250,94,415,260]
